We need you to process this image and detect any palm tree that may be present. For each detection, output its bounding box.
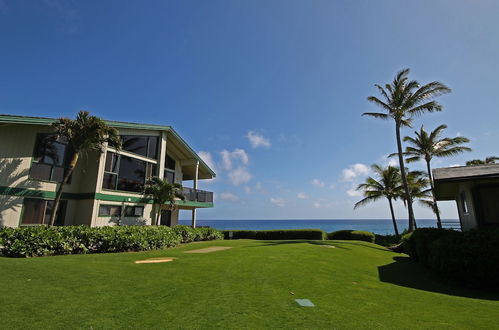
[466,156,499,166]
[396,125,471,228]
[355,165,403,237]
[49,111,121,226]
[399,170,433,229]
[363,68,451,232]
[144,177,185,226]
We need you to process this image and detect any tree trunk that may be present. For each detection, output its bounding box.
[387,198,399,237]
[49,152,79,226]
[156,204,161,225]
[395,123,416,232]
[426,160,442,229]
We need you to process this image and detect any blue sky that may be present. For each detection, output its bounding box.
[1,0,498,220]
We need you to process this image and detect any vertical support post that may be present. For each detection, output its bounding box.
[191,160,199,228]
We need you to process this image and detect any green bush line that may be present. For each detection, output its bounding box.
[223,229,327,240]
[402,227,499,288]
[222,229,376,243]
[0,225,223,258]
[327,230,375,243]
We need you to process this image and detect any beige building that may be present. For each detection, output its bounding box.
[433,164,499,231]
[0,114,215,228]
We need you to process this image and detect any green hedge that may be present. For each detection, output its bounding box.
[428,227,499,287]
[402,227,499,287]
[374,234,400,247]
[223,229,326,240]
[327,230,375,243]
[0,225,223,258]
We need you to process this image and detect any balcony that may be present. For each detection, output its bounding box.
[182,187,214,203]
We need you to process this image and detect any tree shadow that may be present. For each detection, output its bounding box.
[331,241,392,252]
[246,240,351,250]
[378,256,499,301]
[0,159,42,227]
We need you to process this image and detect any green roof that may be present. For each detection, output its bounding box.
[0,114,216,177]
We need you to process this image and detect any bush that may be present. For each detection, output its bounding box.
[411,228,458,267]
[0,225,223,258]
[223,229,326,240]
[428,227,499,288]
[327,230,375,243]
[374,234,400,247]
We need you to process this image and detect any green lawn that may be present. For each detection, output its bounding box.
[1,239,498,329]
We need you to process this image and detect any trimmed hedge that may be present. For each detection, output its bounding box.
[428,227,499,287]
[327,230,375,243]
[223,229,326,240]
[0,225,223,258]
[374,234,400,247]
[402,227,499,287]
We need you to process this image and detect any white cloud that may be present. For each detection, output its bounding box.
[297,192,308,199]
[220,148,249,170]
[246,131,271,148]
[347,186,363,197]
[244,186,252,193]
[449,164,461,168]
[270,197,285,207]
[220,192,239,201]
[313,201,322,208]
[311,179,325,187]
[228,167,252,185]
[341,163,370,182]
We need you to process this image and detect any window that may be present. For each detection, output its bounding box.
[460,191,469,214]
[98,205,122,217]
[165,170,175,184]
[165,154,176,170]
[124,206,144,217]
[102,152,156,192]
[120,135,159,159]
[30,134,72,182]
[21,198,66,226]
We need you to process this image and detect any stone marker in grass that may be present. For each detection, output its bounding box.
[295,299,315,307]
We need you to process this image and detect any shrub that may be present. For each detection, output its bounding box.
[374,234,400,247]
[428,227,499,288]
[223,229,326,240]
[411,228,458,267]
[327,230,375,243]
[0,225,223,258]
[401,232,416,259]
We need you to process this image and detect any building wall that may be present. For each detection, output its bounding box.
[1,123,203,228]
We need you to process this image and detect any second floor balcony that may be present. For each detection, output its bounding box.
[182,187,214,203]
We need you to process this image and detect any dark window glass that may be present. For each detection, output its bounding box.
[98,205,122,217]
[166,154,175,170]
[165,170,175,184]
[121,135,148,157]
[31,134,71,183]
[21,198,46,225]
[30,163,53,181]
[21,198,66,225]
[102,173,118,190]
[117,156,146,192]
[124,206,144,217]
[105,152,119,173]
[147,137,158,159]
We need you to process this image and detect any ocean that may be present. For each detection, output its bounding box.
[178,219,457,235]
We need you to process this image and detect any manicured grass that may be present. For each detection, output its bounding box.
[1,239,498,329]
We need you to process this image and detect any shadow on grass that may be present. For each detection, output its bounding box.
[332,241,391,252]
[247,240,351,250]
[378,256,499,301]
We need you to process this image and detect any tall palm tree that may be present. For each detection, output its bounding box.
[144,177,185,226]
[363,68,451,232]
[49,111,121,226]
[397,125,471,228]
[466,156,499,166]
[355,165,403,237]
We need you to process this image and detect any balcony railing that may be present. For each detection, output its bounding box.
[182,187,214,203]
